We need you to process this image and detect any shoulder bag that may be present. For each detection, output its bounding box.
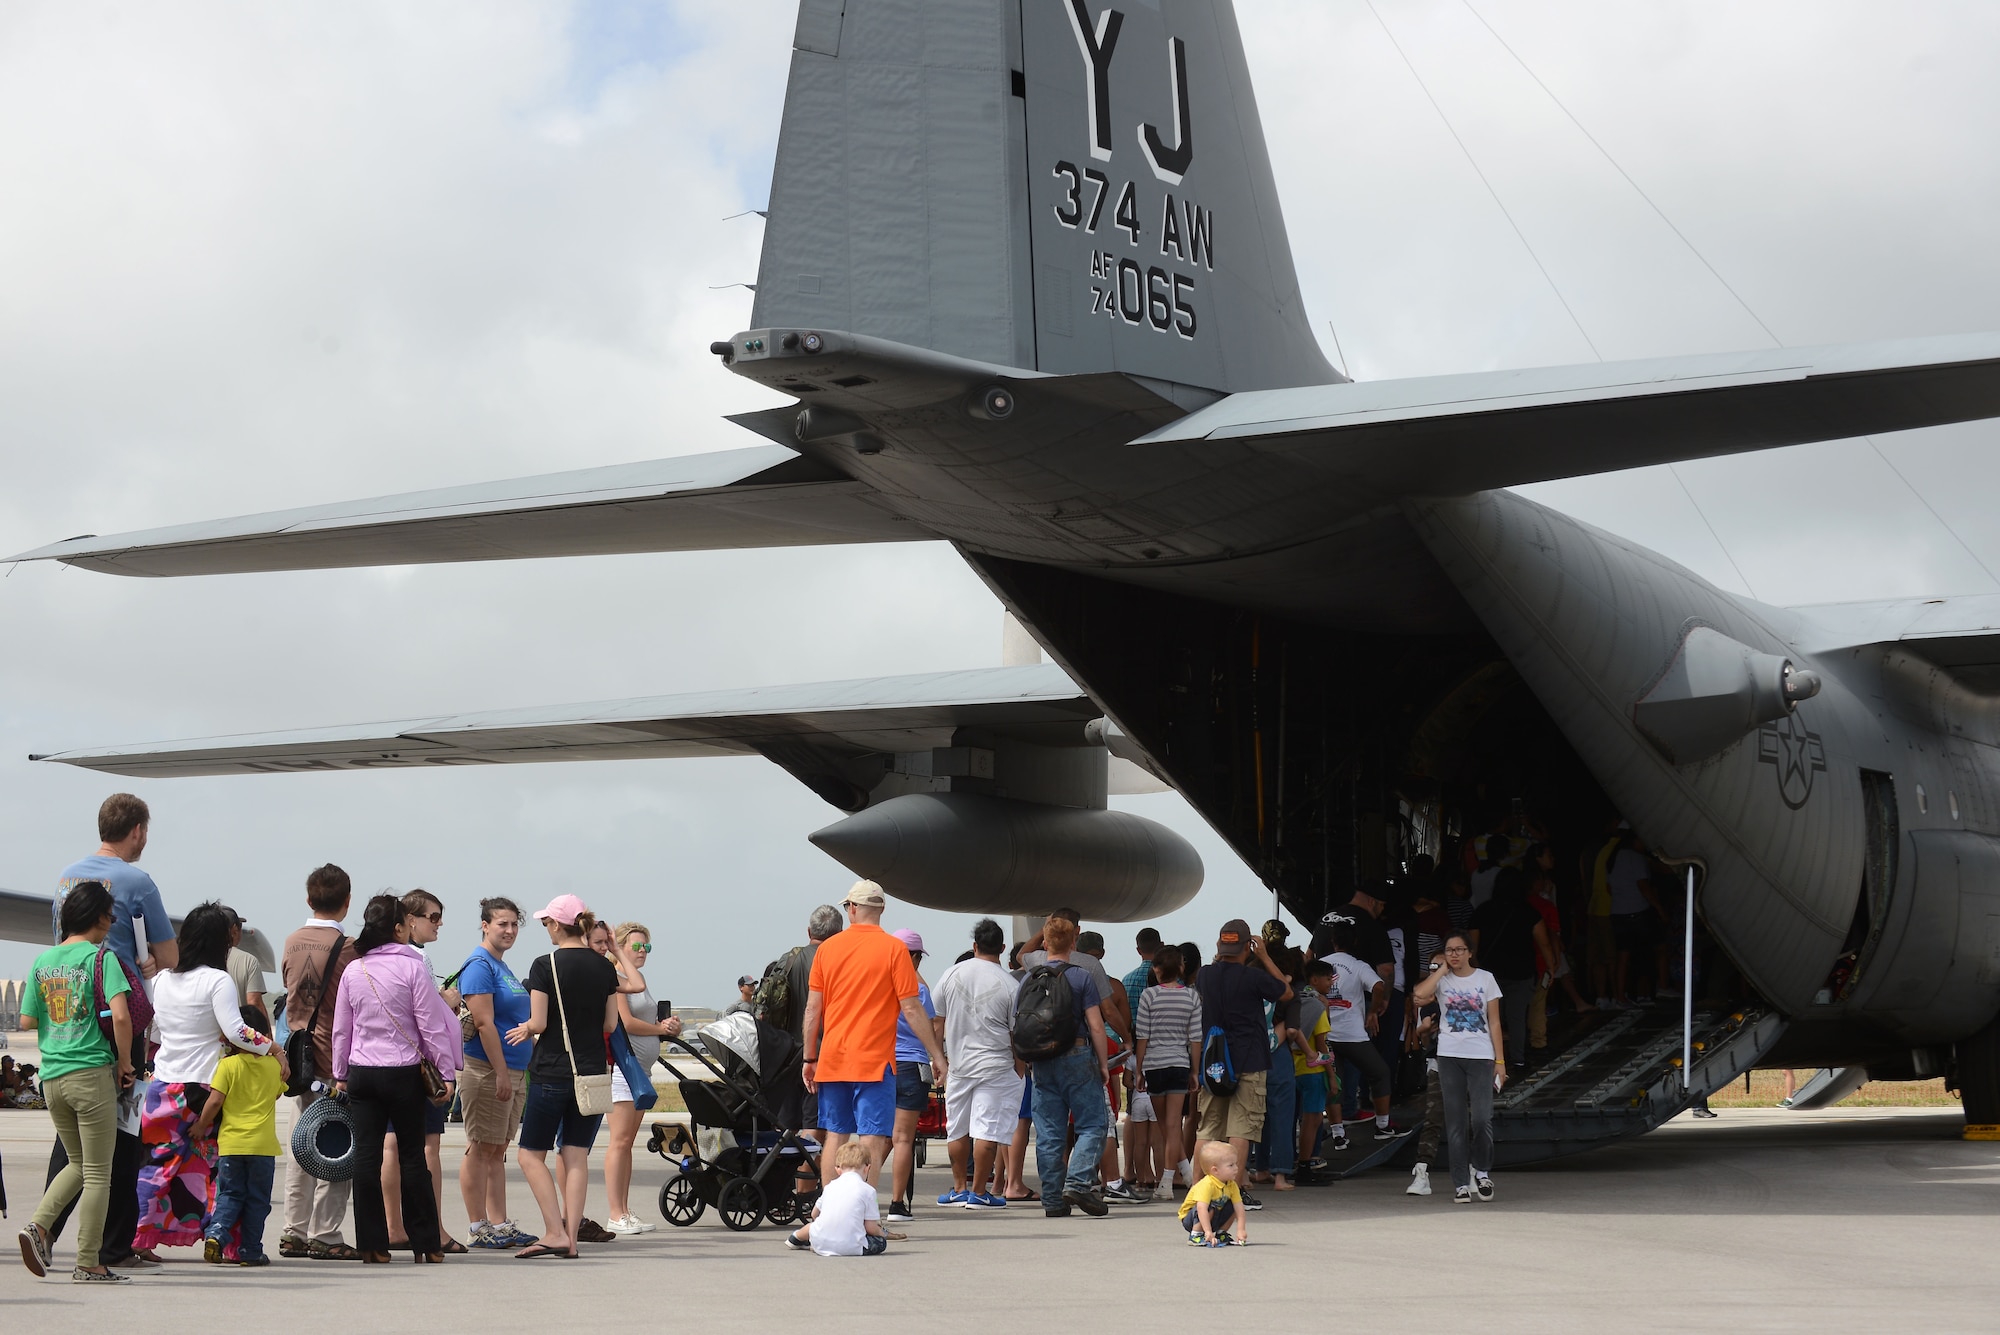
[554,951,616,1117]
[358,958,451,1106]
[284,933,343,1097]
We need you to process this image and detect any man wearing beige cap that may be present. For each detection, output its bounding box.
[800,882,948,1184]
[1192,918,1291,1212]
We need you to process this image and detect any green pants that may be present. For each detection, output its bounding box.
[35,1065,120,1268]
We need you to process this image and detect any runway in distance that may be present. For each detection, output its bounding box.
[13,0,2000,1161]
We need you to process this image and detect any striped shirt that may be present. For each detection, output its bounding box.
[1135,983,1204,1071]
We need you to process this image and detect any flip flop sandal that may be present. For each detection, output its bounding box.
[514,1244,565,1260]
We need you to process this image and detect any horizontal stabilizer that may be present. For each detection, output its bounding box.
[30,664,1096,777]
[6,445,927,577]
[1792,592,2000,691]
[1136,334,2000,497]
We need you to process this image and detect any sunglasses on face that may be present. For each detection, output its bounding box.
[630,942,653,954]
[412,911,443,925]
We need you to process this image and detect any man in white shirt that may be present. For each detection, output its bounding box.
[930,919,1024,1209]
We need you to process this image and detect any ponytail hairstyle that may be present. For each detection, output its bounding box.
[554,909,596,943]
[354,893,406,955]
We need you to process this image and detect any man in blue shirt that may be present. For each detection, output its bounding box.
[53,794,175,976]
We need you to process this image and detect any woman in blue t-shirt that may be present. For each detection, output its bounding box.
[455,897,536,1249]
[884,929,937,1224]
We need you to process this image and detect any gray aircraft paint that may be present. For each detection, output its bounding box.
[16,0,2000,1134]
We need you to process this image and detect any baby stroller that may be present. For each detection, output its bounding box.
[645,1012,821,1232]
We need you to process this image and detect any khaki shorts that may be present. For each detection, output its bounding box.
[459,1057,528,1147]
[1195,1069,1267,1142]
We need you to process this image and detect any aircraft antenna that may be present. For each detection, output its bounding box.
[1324,321,1351,378]
[1464,1,2000,593]
[1364,0,1602,363]
[1460,1,1784,349]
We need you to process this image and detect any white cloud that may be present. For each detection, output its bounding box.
[3,1,1998,991]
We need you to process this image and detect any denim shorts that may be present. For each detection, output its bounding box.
[894,1061,931,1113]
[1295,1070,1329,1115]
[517,1078,603,1153]
[817,1073,896,1138]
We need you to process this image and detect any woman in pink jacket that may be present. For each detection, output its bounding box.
[332,893,463,1264]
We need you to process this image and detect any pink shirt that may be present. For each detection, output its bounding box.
[331,944,464,1081]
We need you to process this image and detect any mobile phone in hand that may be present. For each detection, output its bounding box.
[657,1000,673,1022]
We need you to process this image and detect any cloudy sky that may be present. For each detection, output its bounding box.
[4,1,1998,999]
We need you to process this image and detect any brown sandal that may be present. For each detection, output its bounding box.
[441,1238,468,1255]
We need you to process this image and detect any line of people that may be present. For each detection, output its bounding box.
[14,793,682,1282]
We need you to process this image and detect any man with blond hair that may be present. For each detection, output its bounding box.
[800,882,947,1184]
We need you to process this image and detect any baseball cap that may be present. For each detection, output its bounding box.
[891,928,924,953]
[535,894,589,926]
[736,974,756,988]
[1077,930,1105,953]
[1216,918,1253,956]
[844,880,886,908]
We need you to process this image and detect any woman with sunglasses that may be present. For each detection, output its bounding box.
[381,890,466,1253]
[602,922,679,1234]
[1410,932,1505,1205]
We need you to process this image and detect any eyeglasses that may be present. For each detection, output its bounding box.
[410,911,442,925]
[629,942,653,954]
[1444,946,1470,954]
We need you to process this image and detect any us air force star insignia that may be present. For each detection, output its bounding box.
[1756,713,1826,809]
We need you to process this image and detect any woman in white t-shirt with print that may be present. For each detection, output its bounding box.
[1410,932,1504,1205]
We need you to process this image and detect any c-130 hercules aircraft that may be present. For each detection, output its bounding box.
[16,0,2000,1161]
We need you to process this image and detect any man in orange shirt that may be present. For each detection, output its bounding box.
[801,882,948,1184]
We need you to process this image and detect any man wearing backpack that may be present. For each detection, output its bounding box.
[1013,916,1112,1219]
[764,904,843,1140]
[1192,919,1292,1212]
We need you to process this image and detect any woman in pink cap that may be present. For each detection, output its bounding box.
[503,895,621,1259]
[884,928,936,1226]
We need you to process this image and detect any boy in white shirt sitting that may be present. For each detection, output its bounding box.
[787,1141,888,1256]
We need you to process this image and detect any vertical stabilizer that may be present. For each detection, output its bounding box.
[754,0,1339,393]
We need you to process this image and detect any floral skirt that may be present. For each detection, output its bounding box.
[134,1081,217,1249]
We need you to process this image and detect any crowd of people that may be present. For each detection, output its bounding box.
[12,791,1676,1278]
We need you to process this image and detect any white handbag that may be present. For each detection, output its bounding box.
[552,951,615,1117]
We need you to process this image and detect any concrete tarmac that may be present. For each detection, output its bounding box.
[3,1105,1997,1331]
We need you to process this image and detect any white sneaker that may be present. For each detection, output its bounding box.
[1406,1163,1432,1196]
[635,1216,658,1233]
[604,1215,646,1235]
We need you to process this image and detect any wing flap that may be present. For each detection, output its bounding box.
[1136,334,2000,496]
[6,445,930,578]
[31,664,1096,777]
[1792,593,2000,691]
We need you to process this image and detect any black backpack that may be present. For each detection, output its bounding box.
[1011,963,1079,1061]
[1200,1024,1238,1097]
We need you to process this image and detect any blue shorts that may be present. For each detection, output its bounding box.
[1020,1072,1034,1119]
[518,1078,603,1154]
[818,1073,896,1138]
[1296,1071,1329,1115]
[894,1061,931,1113]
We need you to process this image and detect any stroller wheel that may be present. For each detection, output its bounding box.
[764,1191,799,1226]
[659,1173,705,1227]
[718,1177,766,1232]
[915,1138,929,1169]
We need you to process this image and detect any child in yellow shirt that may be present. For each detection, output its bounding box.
[193,1006,285,1266]
[1178,1142,1248,1246]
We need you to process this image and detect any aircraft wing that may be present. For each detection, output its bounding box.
[1135,334,2000,496]
[29,664,1099,779]
[1791,592,2000,691]
[0,888,278,968]
[4,443,928,577]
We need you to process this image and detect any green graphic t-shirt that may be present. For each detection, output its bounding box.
[23,941,128,1082]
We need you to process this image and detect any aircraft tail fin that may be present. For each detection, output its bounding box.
[753,0,1337,394]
